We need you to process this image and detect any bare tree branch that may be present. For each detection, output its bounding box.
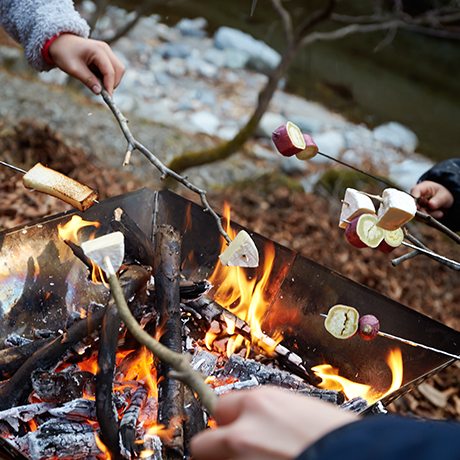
[99,88,232,245]
[269,0,294,43]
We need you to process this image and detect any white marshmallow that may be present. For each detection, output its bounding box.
[376,188,416,231]
[339,188,376,229]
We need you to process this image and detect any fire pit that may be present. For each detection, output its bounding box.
[1,187,460,459]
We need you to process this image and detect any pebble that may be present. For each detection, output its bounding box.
[0,2,435,193]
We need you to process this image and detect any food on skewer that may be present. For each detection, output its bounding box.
[345,214,384,249]
[376,188,417,231]
[339,188,376,229]
[358,315,380,341]
[377,227,404,253]
[324,304,359,340]
[295,133,318,160]
[22,163,98,212]
[271,122,306,157]
[219,230,259,268]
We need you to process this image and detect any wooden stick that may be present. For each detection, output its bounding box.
[104,260,218,415]
[154,225,184,460]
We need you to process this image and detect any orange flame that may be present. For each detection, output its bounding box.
[206,203,281,357]
[312,348,403,404]
[57,215,100,244]
[94,432,112,460]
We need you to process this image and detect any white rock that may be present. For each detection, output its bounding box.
[309,131,346,162]
[388,157,434,192]
[256,112,287,138]
[373,122,418,153]
[189,111,221,136]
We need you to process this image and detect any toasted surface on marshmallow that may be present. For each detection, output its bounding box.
[376,188,416,231]
[339,188,376,229]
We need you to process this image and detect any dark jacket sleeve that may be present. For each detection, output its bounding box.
[297,415,460,460]
[296,415,460,460]
[418,158,460,232]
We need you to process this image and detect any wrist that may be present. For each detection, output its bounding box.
[42,32,74,64]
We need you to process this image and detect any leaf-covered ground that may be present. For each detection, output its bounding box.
[2,120,460,420]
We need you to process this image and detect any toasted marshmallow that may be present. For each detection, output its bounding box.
[376,188,416,231]
[339,188,376,229]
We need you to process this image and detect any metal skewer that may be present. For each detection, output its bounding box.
[319,314,460,361]
[0,160,27,174]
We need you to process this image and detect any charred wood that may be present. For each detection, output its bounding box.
[154,225,184,460]
[0,338,54,381]
[190,350,218,378]
[183,387,206,458]
[186,295,311,383]
[0,266,150,411]
[0,402,56,432]
[96,284,124,460]
[120,385,148,458]
[63,239,94,272]
[31,370,94,403]
[137,434,162,460]
[22,419,103,460]
[341,396,368,413]
[220,354,344,404]
[47,398,97,421]
[111,207,156,267]
[0,434,30,460]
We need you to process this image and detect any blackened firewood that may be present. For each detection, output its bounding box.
[341,396,368,413]
[97,266,150,460]
[111,207,156,266]
[31,369,94,403]
[0,266,150,411]
[63,239,94,272]
[120,386,148,457]
[190,350,218,378]
[0,338,54,381]
[24,419,103,460]
[186,295,312,383]
[0,402,56,432]
[137,435,162,460]
[0,434,31,460]
[179,280,211,302]
[47,398,97,421]
[154,225,184,460]
[183,387,206,458]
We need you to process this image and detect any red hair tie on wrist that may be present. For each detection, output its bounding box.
[42,33,62,64]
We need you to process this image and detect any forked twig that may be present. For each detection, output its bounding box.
[100,88,232,245]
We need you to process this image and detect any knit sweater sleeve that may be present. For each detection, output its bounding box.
[0,0,90,71]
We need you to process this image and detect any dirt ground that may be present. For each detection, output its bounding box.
[2,120,460,421]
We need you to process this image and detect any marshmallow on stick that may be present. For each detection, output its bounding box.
[339,188,376,229]
[376,188,416,231]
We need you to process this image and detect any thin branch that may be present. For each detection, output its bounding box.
[105,265,218,415]
[391,250,421,267]
[269,0,294,43]
[100,88,232,245]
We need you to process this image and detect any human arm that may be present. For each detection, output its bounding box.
[190,386,357,460]
[0,0,124,96]
[410,159,460,232]
[190,386,460,460]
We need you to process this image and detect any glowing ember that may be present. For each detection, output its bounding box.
[312,348,403,404]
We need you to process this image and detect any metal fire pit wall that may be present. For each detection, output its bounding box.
[0,188,459,415]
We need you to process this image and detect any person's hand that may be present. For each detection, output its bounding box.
[49,33,125,97]
[190,387,358,460]
[410,180,454,220]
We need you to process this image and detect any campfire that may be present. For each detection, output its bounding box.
[1,188,460,460]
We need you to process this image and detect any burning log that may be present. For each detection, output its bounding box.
[31,369,94,403]
[219,354,345,405]
[96,285,124,460]
[185,295,312,383]
[47,398,97,421]
[110,207,156,266]
[0,266,150,411]
[19,419,103,460]
[183,386,206,458]
[190,350,218,378]
[0,402,56,432]
[0,338,54,381]
[120,385,148,458]
[154,225,184,460]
